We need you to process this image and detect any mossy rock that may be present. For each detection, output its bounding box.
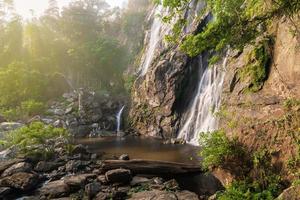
[239,38,273,93]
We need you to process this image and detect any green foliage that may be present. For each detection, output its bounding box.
[1,122,69,160]
[217,178,283,200]
[159,0,299,58]
[124,75,136,92]
[199,130,246,170]
[0,62,48,107]
[239,40,271,93]
[20,100,45,116]
[283,98,300,109]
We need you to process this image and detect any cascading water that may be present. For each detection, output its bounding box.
[178,54,228,146]
[139,6,163,76]
[116,106,125,134]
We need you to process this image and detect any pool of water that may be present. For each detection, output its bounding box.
[74,136,200,164]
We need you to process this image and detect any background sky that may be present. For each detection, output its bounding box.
[14,0,128,19]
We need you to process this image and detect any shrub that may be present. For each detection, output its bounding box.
[199,130,246,170]
[20,100,45,116]
[217,178,283,200]
[1,122,69,160]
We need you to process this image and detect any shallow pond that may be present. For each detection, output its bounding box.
[74,136,200,164]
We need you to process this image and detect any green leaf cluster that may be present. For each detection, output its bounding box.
[1,122,69,160]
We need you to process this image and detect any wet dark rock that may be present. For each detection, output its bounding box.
[0,187,12,197]
[0,172,39,191]
[34,161,65,172]
[71,144,88,155]
[152,177,164,185]
[39,180,70,198]
[113,186,129,199]
[85,182,101,198]
[105,169,132,184]
[1,162,32,177]
[119,154,130,161]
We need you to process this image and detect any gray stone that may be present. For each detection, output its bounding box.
[105,168,132,184]
[119,154,130,161]
[85,182,101,198]
[0,122,23,132]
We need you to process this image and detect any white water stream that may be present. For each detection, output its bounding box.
[116,105,125,134]
[178,54,228,146]
[139,5,165,76]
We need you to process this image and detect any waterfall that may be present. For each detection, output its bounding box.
[139,6,163,76]
[116,106,125,134]
[178,54,228,146]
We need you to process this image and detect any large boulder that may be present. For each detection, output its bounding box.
[1,162,32,177]
[63,174,96,188]
[0,172,39,191]
[0,159,25,174]
[105,168,132,184]
[39,180,70,198]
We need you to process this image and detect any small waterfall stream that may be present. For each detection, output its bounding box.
[116,106,125,134]
[178,54,228,146]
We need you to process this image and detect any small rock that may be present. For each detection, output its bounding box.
[276,185,300,200]
[1,162,32,177]
[34,161,65,172]
[105,169,132,184]
[95,192,110,200]
[85,182,101,198]
[65,107,73,115]
[129,190,177,200]
[152,177,164,185]
[0,122,23,132]
[0,172,39,191]
[176,190,200,200]
[130,176,150,186]
[97,175,108,184]
[0,159,24,173]
[39,180,70,198]
[119,154,130,161]
[71,144,88,155]
[164,179,179,191]
[91,154,98,160]
[65,160,89,172]
[63,174,96,188]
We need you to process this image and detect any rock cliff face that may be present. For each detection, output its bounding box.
[130,1,299,181]
[219,17,300,180]
[130,1,211,139]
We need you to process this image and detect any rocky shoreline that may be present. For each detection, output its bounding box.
[0,143,212,200]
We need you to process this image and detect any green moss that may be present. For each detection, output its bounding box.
[239,39,272,93]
